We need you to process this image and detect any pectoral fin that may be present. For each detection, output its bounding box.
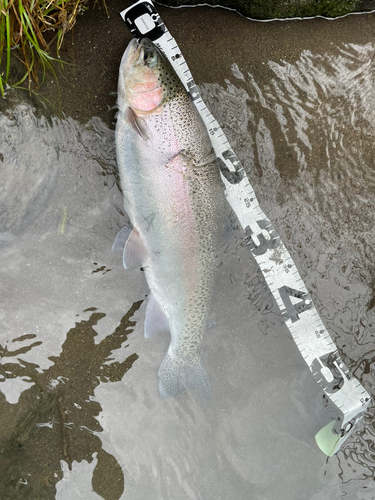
[123,228,148,269]
[144,292,169,338]
[112,225,148,269]
[112,224,133,251]
[125,107,148,140]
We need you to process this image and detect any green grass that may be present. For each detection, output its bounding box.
[0,0,93,96]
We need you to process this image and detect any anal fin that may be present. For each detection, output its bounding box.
[145,292,169,338]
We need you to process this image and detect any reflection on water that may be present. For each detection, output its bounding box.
[0,303,140,499]
[201,38,375,497]
[1,14,375,500]
[0,105,146,499]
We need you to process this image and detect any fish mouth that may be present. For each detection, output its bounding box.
[122,38,140,72]
[123,38,160,73]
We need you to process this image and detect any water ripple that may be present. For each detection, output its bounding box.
[200,39,375,497]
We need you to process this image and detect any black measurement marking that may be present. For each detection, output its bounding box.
[187,80,201,101]
[245,219,281,256]
[311,351,345,394]
[217,149,244,185]
[278,286,313,323]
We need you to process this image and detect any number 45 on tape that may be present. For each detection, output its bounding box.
[120,0,371,456]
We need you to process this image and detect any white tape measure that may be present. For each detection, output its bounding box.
[120,0,371,455]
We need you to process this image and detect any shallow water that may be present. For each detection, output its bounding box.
[1,6,375,500]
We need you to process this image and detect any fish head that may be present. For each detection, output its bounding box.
[118,38,184,115]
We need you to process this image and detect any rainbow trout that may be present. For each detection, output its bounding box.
[115,38,225,399]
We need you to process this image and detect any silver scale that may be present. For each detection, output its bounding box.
[120,0,371,456]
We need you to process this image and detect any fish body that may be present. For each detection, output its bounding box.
[115,39,225,398]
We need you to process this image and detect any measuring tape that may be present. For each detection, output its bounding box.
[120,0,371,455]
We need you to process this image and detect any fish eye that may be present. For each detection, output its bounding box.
[143,50,157,66]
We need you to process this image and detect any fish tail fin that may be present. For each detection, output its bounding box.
[158,353,211,400]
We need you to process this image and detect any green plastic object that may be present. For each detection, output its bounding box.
[315,420,341,456]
